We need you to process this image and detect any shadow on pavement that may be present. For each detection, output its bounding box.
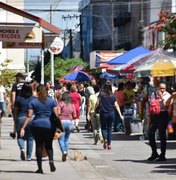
[113,158,176,165]
[0,170,34,174]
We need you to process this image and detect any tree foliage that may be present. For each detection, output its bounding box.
[0,59,16,93]
[149,10,176,51]
[44,57,89,81]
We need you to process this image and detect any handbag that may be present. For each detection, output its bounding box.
[50,112,64,132]
[130,119,143,135]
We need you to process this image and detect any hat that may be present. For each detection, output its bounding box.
[14,72,24,78]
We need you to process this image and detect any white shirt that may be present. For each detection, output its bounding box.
[0,85,6,102]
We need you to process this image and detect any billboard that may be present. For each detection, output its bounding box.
[0,26,42,48]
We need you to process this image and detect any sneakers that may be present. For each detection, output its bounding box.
[156,156,166,162]
[147,153,159,161]
[20,150,25,161]
[62,153,67,162]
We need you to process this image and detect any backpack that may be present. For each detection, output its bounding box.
[149,92,161,115]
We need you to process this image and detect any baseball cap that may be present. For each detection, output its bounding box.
[14,72,24,78]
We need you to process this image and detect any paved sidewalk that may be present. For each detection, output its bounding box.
[0,117,104,180]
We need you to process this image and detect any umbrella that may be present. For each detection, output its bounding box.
[134,55,176,77]
[100,72,116,79]
[108,46,152,65]
[64,71,91,81]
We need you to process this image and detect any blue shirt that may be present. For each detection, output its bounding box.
[15,96,36,117]
[100,93,116,113]
[28,97,57,129]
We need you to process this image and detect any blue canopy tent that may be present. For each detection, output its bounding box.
[100,72,116,79]
[108,46,152,65]
[64,71,91,82]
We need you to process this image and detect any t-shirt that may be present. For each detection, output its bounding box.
[15,96,36,117]
[100,93,116,113]
[89,94,98,113]
[58,101,76,120]
[28,96,57,128]
[114,90,125,107]
[11,81,25,97]
[0,85,6,102]
[124,89,135,105]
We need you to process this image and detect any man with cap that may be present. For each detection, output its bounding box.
[10,72,25,138]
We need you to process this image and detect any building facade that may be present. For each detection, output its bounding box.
[79,0,174,63]
[0,0,25,72]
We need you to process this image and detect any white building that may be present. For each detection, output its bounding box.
[0,0,25,72]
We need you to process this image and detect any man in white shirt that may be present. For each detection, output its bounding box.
[147,81,171,162]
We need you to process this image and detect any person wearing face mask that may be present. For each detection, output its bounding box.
[147,81,171,162]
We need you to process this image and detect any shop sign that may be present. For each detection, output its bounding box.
[48,37,64,55]
[0,26,42,48]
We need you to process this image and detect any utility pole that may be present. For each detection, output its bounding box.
[138,0,144,46]
[69,29,73,58]
[79,14,84,60]
[111,0,114,50]
[62,15,79,59]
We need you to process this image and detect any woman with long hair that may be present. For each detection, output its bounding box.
[20,84,58,174]
[57,91,76,161]
[98,82,123,150]
[14,82,35,161]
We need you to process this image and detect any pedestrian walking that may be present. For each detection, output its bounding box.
[70,85,81,132]
[87,85,103,145]
[14,83,35,161]
[147,81,171,161]
[10,72,25,139]
[98,82,124,150]
[57,91,76,161]
[20,84,58,174]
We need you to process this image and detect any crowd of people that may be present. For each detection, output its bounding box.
[1,72,176,174]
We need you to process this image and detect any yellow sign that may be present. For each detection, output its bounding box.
[0,26,42,48]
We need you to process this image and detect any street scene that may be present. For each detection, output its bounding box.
[1,116,176,180]
[0,0,176,180]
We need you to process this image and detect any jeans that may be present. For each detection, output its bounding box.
[0,101,6,117]
[58,120,73,154]
[148,111,169,156]
[16,116,34,158]
[100,111,114,146]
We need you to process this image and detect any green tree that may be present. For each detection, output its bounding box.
[0,59,16,88]
[44,57,89,81]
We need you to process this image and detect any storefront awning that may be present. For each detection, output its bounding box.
[0,2,60,34]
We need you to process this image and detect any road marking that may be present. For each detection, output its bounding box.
[95,165,109,168]
[87,152,115,155]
